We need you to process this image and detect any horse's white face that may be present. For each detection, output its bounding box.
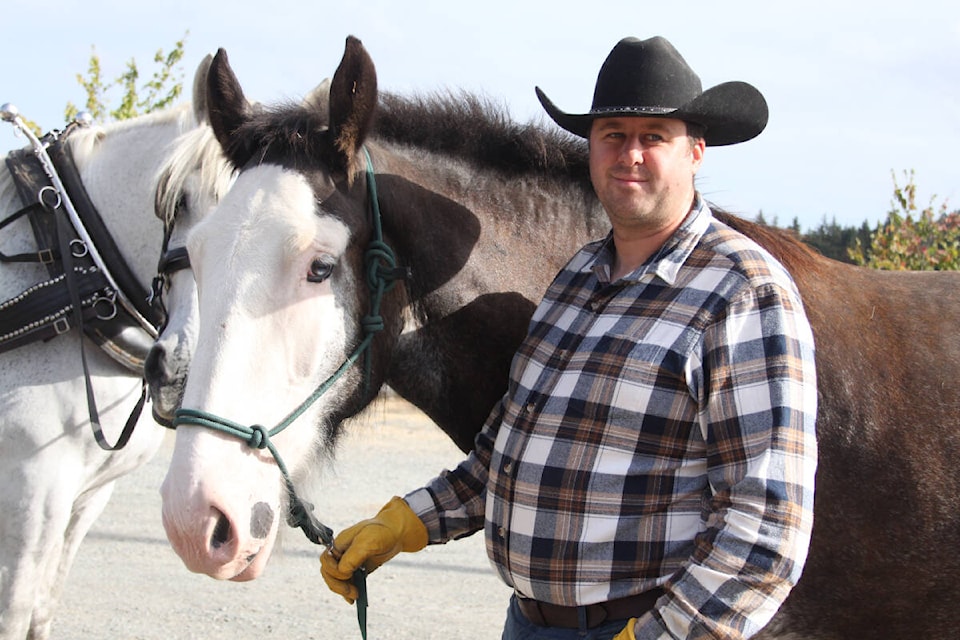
[161,163,361,580]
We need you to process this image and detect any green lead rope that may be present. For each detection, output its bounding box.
[354,570,368,639]
[174,410,369,639]
[173,148,409,640]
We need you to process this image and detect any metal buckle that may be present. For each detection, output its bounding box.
[53,317,70,335]
[38,248,54,264]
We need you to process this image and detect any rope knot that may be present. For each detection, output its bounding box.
[247,424,269,449]
[362,314,385,334]
[365,240,407,292]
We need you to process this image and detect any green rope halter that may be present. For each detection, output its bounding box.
[173,148,405,639]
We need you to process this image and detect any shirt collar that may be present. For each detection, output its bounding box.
[592,194,712,286]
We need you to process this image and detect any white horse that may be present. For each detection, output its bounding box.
[0,59,232,639]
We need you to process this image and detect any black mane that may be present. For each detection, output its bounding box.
[234,90,822,274]
[229,90,592,190]
[225,103,333,169]
[372,92,825,272]
[375,91,592,186]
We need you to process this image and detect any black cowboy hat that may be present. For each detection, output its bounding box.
[536,36,768,146]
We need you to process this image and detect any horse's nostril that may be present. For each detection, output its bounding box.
[211,511,231,550]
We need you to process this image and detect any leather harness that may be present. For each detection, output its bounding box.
[1,109,186,449]
[2,140,159,366]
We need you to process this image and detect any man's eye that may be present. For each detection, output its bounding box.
[307,258,335,283]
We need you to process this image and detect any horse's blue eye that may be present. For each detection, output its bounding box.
[307,258,334,283]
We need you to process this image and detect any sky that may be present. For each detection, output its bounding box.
[3,1,957,232]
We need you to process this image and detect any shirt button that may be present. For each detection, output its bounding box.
[503,462,513,475]
[497,526,506,538]
[524,403,535,413]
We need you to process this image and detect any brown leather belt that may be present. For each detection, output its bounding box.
[516,587,664,629]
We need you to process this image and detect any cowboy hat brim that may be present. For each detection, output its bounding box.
[536,81,769,147]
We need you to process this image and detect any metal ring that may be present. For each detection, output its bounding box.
[93,296,117,321]
[69,239,88,258]
[38,185,61,211]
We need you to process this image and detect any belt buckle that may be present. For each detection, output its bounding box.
[584,603,609,628]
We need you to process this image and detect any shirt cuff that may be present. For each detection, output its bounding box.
[403,488,441,541]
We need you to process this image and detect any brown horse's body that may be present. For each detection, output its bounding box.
[716,218,960,638]
[160,38,960,638]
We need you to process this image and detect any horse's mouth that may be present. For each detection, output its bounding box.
[228,551,265,582]
[151,406,175,428]
[148,382,185,426]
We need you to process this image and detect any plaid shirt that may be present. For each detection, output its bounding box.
[405,199,817,639]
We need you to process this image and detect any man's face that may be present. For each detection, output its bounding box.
[588,116,704,232]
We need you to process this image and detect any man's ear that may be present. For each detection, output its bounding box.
[691,138,706,172]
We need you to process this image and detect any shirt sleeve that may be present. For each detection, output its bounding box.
[403,396,504,543]
[634,281,818,639]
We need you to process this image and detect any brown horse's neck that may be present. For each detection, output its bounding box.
[370,142,606,451]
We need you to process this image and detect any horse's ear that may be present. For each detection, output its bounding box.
[206,48,255,167]
[191,54,213,125]
[304,78,331,113]
[328,36,377,175]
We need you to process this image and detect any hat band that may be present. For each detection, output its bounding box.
[591,105,678,116]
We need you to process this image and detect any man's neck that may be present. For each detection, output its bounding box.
[609,225,675,280]
[608,192,699,280]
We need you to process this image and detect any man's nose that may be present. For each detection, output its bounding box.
[619,140,645,164]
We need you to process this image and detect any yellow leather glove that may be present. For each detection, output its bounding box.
[319,496,428,603]
[612,618,638,640]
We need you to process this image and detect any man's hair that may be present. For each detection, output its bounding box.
[685,121,707,142]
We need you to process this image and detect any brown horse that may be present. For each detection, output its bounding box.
[155,37,960,638]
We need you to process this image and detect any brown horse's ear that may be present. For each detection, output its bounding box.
[206,48,255,167]
[328,36,378,177]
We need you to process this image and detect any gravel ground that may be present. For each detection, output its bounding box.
[53,398,511,639]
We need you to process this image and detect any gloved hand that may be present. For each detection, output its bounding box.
[612,618,638,640]
[320,496,428,603]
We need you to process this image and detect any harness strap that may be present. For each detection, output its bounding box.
[156,245,190,276]
[0,266,110,353]
[4,150,63,269]
[46,139,159,329]
[148,206,194,344]
[0,203,60,263]
[53,191,141,450]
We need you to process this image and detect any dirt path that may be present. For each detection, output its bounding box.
[54,399,511,639]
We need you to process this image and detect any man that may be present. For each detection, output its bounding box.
[321,36,818,640]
